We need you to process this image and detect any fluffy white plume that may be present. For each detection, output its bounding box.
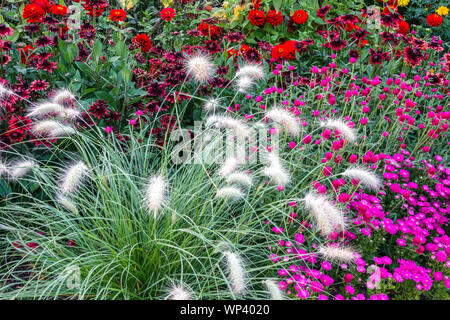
[236,76,254,93]
[27,103,66,118]
[218,157,240,177]
[167,285,192,300]
[226,172,253,188]
[342,166,380,190]
[145,175,168,217]
[63,108,81,120]
[216,186,244,200]
[203,97,220,113]
[224,251,247,295]
[206,115,251,139]
[32,120,75,138]
[303,191,346,236]
[8,159,37,180]
[236,64,265,81]
[185,54,215,83]
[0,160,8,177]
[320,119,357,142]
[261,153,291,186]
[264,280,284,300]
[318,244,356,263]
[49,125,76,138]
[60,161,89,194]
[57,195,79,214]
[266,108,300,137]
[51,89,75,105]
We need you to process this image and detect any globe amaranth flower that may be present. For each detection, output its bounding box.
[160,7,176,21]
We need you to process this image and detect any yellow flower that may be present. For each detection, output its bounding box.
[119,0,135,10]
[436,6,449,16]
[234,5,245,20]
[161,0,173,8]
[397,0,410,7]
[223,1,229,9]
[213,9,227,19]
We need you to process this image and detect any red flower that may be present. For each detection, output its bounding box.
[22,4,46,23]
[397,20,409,35]
[426,14,443,27]
[50,4,68,16]
[84,4,106,17]
[19,45,35,64]
[31,0,52,12]
[266,10,283,26]
[292,9,308,25]
[160,7,176,21]
[132,34,152,53]
[197,22,223,38]
[252,0,262,10]
[248,9,265,27]
[369,48,390,65]
[271,41,298,61]
[108,9,127,21]
[88,99,110,119]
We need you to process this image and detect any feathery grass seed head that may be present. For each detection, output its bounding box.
[60,161,90,194]
[145,175,168,217]
[342,166,381,190]
[185,54,215,83]
[224,251,247,295]
[266,108,300,136]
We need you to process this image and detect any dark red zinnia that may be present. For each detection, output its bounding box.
[132,34,152,53]
[248,9,265,27]
[266,10,283,26]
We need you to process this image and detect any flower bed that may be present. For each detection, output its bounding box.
[0,0,448,300]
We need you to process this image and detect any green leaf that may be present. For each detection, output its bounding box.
[93,39,103,63]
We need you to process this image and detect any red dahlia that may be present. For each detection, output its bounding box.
[266,10,283,26]
[132,34,152,53]
[108,9,127,21]
[22,4,46,23]
[292,9,308,25]
[248,9,265,27]
[160,8,176,21]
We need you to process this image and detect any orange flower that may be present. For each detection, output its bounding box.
[50,5,68,16]
[109,9,127,22]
